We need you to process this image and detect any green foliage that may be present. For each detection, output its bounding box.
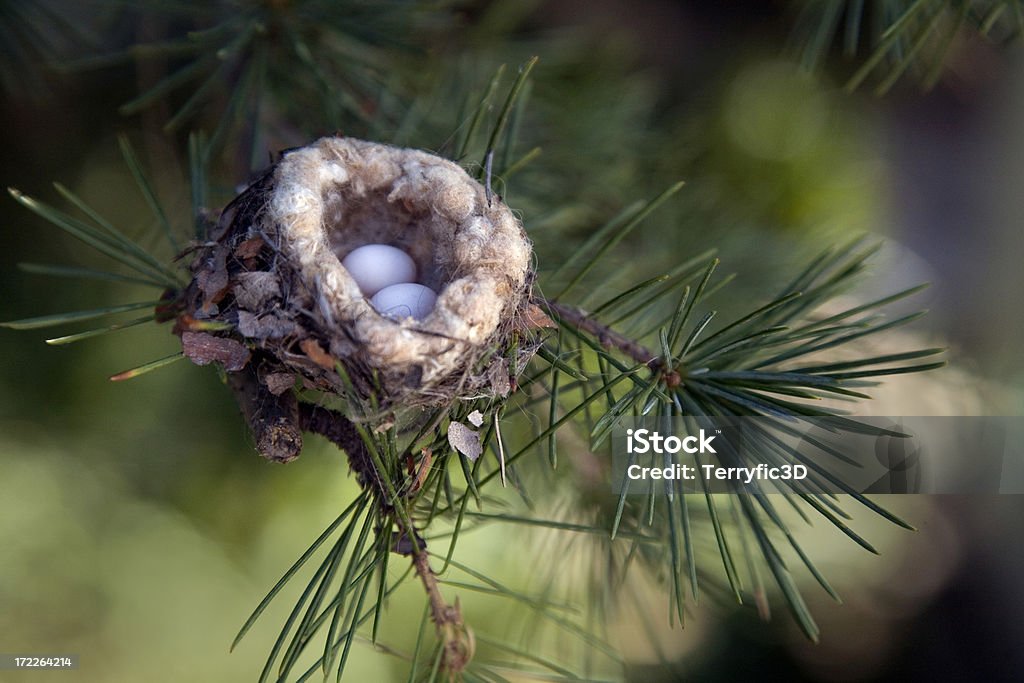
[791,0,1024,93]
[526,236,941,643]
[69,0,456,165]
[0,0,88,100]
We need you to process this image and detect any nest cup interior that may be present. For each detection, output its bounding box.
[324,187,448,294]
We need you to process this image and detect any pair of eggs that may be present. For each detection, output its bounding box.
[341,244,436,321]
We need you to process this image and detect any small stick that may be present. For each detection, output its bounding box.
[484,149,494,207]
[494,412,507,487]
[226,365,302,463]
[541,298,661,368]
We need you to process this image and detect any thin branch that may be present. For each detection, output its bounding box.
[414,551,474,675]
[298,402,375,488]
[295,401,473,676]
[541,298,660,368]
[226,363,302,463]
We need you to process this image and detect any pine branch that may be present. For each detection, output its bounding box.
[518,238,941,641]
[226,362,302,464]
[790,0,1024,93]
[288,397,473,677]
[541,299,660,370]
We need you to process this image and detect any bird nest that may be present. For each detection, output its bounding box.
[178,137,536,416]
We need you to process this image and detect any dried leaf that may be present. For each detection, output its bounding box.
[373,419,396,434]
[181,331,251,371]
[520,303,557,330]
[233,271,281,309]
[391,531,424,556]
[299,338,338,370]
[263,372,295,396]
[447,422,482,461]
[487,357,512,397]
[237,311,298,339]
[406,448,432,497]
[234,236,265,260]
[196,246,229,313]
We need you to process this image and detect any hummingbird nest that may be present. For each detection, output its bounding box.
[178,137,537,459]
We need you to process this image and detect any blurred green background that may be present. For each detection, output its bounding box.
[2,1,1024,681]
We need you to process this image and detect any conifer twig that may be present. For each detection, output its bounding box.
[225,364,302,463]
[541,298,660,369]
[292,401,472,676]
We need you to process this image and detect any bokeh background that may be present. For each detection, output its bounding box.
[2,1,1023,681]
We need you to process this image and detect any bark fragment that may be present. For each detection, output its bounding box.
[181,331,251,371]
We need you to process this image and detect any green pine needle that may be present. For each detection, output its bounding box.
[1,301,159,330]
[108,352,186,382]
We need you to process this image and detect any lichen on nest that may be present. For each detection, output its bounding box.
[179,137,538,435]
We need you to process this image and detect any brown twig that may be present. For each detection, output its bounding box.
[540,298,661,368]
[226,363,302,463]
[297,402,377,489]
[414,550,473,674]
[296,402,472,676]
[226,361,472,674]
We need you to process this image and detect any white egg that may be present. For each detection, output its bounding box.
[341,244,417,297]
[371,283,437,321]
